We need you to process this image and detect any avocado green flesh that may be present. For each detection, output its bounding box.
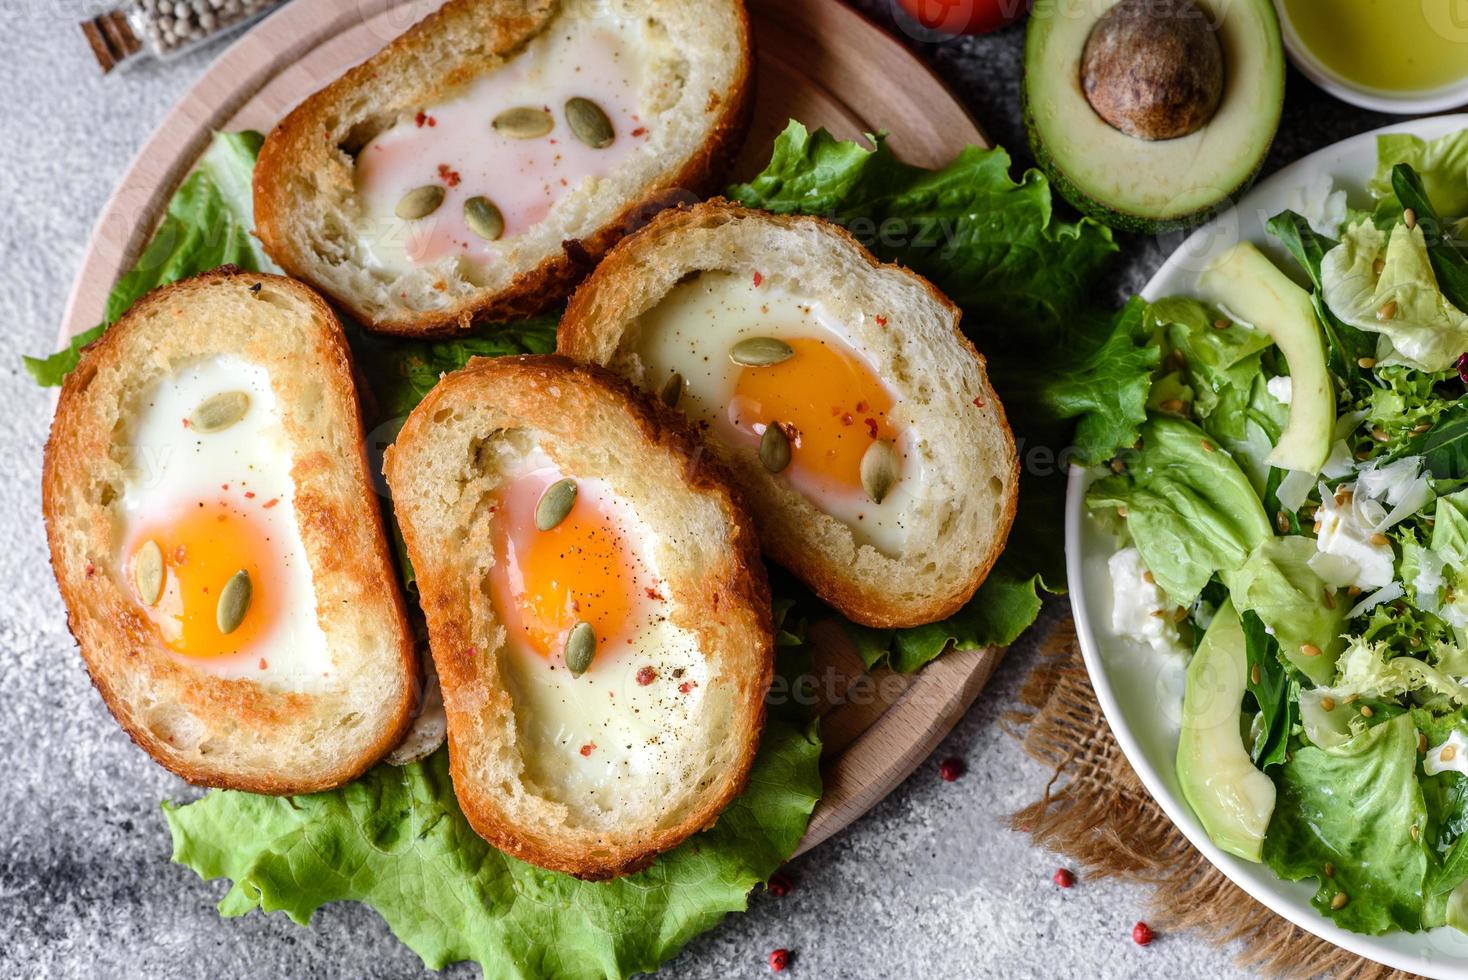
[1176,599,1276,863]
[1197,242,1334,474]
[1023,0,1284,233]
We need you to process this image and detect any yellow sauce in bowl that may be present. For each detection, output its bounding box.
[1280,0,1468,95]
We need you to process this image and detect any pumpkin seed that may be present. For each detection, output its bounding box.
[464,196,504,241]
[860,440,899,504]
[760,422,791,473]
[565,97,614,148]
[535,478,578,531]
[564,620,596,677]
[216,569,252,634]
[730,337,794,367]
[396,184,445,220]
[133,539,164,606]
[658,372,684,408]
[492,106,554,139]
[190,391,250,432]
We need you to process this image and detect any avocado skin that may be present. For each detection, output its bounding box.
[1021,0,1283,235]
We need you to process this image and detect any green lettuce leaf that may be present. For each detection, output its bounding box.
[1223,537,1346,686]
[1321,219,1468,372]
[1264,713,1430,935]
[25,131,276,385]
[1266,209,1376,389]
[1087,415,1271,605]
[1369,131,1468,219]
[166,719,821,978]
[1241,609,1293,769]
[1392,163,1468,315]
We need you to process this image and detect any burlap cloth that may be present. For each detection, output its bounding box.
[1006,621,1424,979]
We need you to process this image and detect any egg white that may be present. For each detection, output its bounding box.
[632,270,924,555]
[492,447,711,813]
[118,355,332,689]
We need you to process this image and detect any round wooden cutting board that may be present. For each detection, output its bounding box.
[58,0,1004,856]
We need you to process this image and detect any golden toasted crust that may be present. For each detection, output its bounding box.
[385,355,772,879]
[254,0,752,338]
[560,200,1020,628]
[43,269,418,794]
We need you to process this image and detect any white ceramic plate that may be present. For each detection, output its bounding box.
[1066,114,1468,979]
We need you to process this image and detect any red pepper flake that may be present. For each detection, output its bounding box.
[855,401,869,412]
[769,949,790,973]
[752,271,763,287]
[579,743,596,757]
[678,681,696,694]
[631,126,647,137]
[644,586,665,601]
[437,164,461,187]
[414,111,427,127]
[636,666,657,686]
[766,872,792,896]
[864,417,879,439]
[1053,868,1075,888]
[84,562,96,578]
[181,418,191,428]
[938,757,964,781]
[244,491,255,499]
[973,396,986,408]
[1131,922,1154,946]
[174,545,187,563]
[263,498,280,509]
[427,115,437,127]
[258,658,269,670]
[221,484,229,491]
[875,315,888,327]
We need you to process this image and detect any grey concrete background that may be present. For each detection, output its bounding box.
[0,0,1407,977]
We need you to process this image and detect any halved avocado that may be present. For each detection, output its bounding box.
[1024,0,1284,233]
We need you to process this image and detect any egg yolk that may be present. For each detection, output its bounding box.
[129,501,279,659]
[728,337,898,492]
[490,477,642,665]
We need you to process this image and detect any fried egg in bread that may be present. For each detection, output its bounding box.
[43,270,417,794]
[385,355,770,879]
[559,201,1020,628]
[254,0,752,336]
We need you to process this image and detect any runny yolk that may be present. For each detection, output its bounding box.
[490,476,640,663]
[727,336,898,492]
[129,502,279,659]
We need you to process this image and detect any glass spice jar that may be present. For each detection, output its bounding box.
[80,0,289,72]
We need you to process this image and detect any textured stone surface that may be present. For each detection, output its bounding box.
[0,1,1399,977]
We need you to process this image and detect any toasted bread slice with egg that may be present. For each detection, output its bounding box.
[254,0,751,337]
[43,269,418,795]
[559,201,1019,628]
[385,354,771,879]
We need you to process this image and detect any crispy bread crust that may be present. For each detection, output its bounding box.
[386,355,772,879]
[559,200,1021,628]
[254,0,753,338]
[43,269,418,794]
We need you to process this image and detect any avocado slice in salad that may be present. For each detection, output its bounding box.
[1197,243,1334,473]
[1023,0,1283,233]
[1177,598,1276,863]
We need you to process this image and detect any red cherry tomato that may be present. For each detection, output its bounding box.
[895,0,1031,35]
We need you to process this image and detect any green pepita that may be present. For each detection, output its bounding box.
[659,372,684,408]
[760,422,791,473]
[492,106,555,139]
[133,539,164,606]
[564,620,596,677]
[535,478,578,532]
[216,569,252,635]
[464,196,504,241]
[730,337,795,367]
[190,391,250,433]
[396,184,445,220]
[860,440,899,504]
[565,97,614,149]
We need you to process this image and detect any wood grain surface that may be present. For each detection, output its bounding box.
[55,0,1005,857]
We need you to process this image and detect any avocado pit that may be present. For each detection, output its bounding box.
[1081,0,1224,142]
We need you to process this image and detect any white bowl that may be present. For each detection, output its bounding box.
[1066,113,1468,979]
[1272,0,1468,114]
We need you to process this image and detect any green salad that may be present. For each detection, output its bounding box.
[1081,128,1468,936]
